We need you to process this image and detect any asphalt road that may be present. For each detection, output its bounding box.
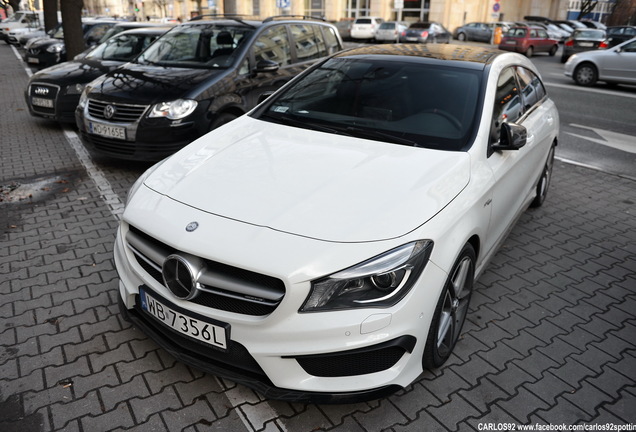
[506,48,636,180]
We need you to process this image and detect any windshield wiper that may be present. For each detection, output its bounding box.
[342,125,420,147]
[260,113,349,136]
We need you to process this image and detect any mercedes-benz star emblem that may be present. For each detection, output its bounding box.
[103,104,116,120]
[185,221,199,232]
[162,255,200,300]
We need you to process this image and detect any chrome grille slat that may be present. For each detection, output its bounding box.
[88,99,148,122]
[125,226,285,316]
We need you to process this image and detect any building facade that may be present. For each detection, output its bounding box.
[77,0,594,30]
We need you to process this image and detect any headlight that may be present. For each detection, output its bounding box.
[46,43,64,53]
[66,83,85,95]
[148,99,197,120]
[300,240,433,312]
[77,89,89,110]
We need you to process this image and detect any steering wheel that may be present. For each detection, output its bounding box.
[421,108,462,130]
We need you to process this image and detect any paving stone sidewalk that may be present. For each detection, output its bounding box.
[1,43,635,432]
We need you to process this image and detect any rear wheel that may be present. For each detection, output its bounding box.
[530,144,555,208]
[423,243,475,368]
[549,45,558,56]
[573,63,598,86]
[525,46,534,57]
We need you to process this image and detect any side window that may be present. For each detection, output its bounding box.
[87,24,111,44]
[321,25,341,55]
[530,29,538,38]
[290,24,321,62]
[253,25,291,67]
[516,67,546,110]
[491,67,522,146]
[622,40,636,52]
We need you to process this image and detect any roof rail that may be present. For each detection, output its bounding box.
[263,15,326,23]
[187,13,258,28]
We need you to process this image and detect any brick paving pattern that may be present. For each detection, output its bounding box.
[1,44,635,432]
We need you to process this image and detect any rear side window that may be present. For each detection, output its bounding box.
[290,24,326,62]
[355,19,372,24]
[254,25,291,67]
[516,67,546,110]
[321,25,341,55]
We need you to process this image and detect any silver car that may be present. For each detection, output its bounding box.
[564,38,636,86]
[374,21,408,42]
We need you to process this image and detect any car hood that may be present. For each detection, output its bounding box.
[30,37,63,48]
[30,59,119,84]
[142,116,471,243]
[91,63,224,103]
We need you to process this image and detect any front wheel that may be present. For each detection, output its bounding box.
[423,243,475,369]
[530,144,556,208]
[457,33,466,41]
[573,63,598,87]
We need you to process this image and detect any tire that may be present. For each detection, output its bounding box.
[210,112,238,131]
[549,45,558,56]
[560,54,569,63]
[573,63,598,87]
[423,243,476,369]
[457,33,466,42]
[525,46,534,57]
[530,144,555,208]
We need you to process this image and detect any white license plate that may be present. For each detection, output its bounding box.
[139,287,229,350]
[579,42,593,47]
[27,57,39,64]
[505,40,516,44]
[32,97,54,108]
[89,121,126,140]
[406,37,418,41]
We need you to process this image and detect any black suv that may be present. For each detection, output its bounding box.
[75,16,343,161]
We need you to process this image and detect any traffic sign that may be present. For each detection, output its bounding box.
[493,3,501,12]
[276,0,291,8]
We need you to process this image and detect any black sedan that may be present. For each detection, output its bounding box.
[24,19,116,68]
[561,28,607,63]
[401,22,451,44]
[605,26,636,47]
[25,27,168,123]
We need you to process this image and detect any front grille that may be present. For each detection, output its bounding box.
[293,336,416,377]
[28,82,60,115]
[88,99,148,122]
[126,226,286,316]
[82,131,187,158]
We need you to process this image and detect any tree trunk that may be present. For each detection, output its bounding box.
[43,0,59,32]
[61,0,85,60]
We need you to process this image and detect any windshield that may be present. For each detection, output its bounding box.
[136,24,254,68]
[252,57,483,151]
[87,33,159,61]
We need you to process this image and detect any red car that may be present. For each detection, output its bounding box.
[498,26,559,57]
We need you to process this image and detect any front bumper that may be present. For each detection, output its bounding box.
[113,201,449,401]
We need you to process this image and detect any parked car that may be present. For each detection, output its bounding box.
[115,43,559,403]
[498,26,559,57]
[453,22,509,43]
[564,38,636,87]
[401,22,451,43]
[350,16,384,40]
[374,21,408,42]
[25,27,169,124]
[561,28,607,63]
[579,20,606,30]
[24,19,117,68]
[75,17,343,161]
[1,10,42,42]
[18,24,58,49]
[605,26,636,47]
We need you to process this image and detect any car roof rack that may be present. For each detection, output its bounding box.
[263,15,326,23]
[188,14,257,27]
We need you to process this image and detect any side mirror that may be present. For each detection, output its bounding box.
[492,122,527,151]
[254,59,279,73]
[258,91,274,104]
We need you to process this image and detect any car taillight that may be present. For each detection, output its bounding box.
[599,40,608,48]
[421,30,429,37]
[565,39,574,46]
[401,30,406,36]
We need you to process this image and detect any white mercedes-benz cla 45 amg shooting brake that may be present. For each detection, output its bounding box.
[115,44,559,403]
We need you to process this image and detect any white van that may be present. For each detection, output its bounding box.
[350,16,384,40]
